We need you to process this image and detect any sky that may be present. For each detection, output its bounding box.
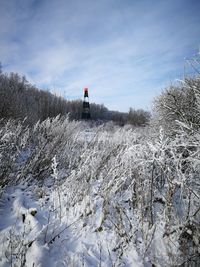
[0,0,200,112]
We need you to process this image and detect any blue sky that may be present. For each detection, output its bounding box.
[0,0,200,112]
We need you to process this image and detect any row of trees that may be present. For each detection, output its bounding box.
[0,68,150,126]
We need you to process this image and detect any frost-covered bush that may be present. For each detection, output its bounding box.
[0,116,82,187]
[153,76,200,136]
[0,118,30,188]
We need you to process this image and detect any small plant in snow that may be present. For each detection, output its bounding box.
[51,155,62,221]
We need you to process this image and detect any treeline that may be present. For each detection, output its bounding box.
[0,69,150,126]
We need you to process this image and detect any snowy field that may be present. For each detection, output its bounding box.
[0,117,199,266]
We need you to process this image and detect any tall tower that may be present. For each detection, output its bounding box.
[82,88,91,119]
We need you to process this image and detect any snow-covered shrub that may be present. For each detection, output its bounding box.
[153,76,200,136]
[0,119,30,188]
[0,116,82,187]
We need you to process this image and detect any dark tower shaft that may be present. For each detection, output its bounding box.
[82,88,91,119]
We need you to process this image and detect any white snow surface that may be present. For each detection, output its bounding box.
[0,182,143,267]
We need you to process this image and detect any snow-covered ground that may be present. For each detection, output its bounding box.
[0,182,143,267]
[0,118,199,266]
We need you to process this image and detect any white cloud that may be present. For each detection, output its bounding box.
[0,0,199,111]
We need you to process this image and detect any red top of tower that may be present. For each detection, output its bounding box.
[84,88,88,93]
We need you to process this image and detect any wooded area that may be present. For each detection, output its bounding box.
[0,67,150,126]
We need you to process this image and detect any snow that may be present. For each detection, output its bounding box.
[0,118,199,266]
[0,183,143,267]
